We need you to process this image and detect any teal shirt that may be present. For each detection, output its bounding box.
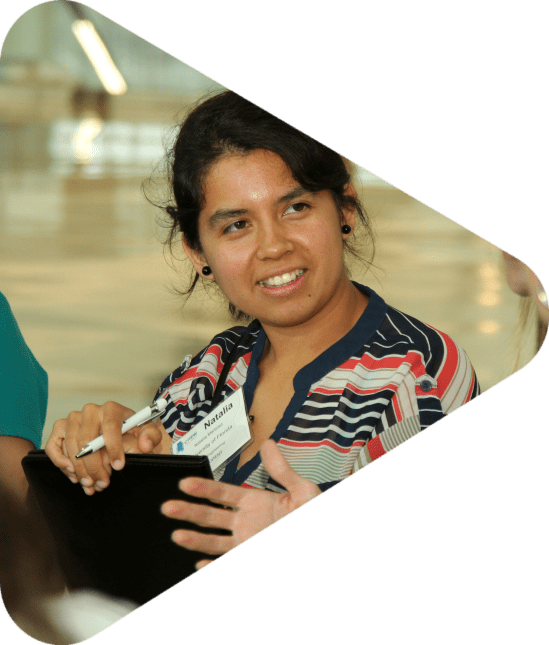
[0,292,48,448]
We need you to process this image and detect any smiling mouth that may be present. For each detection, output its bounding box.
[258,269,305,287]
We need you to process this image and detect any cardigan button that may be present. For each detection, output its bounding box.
[420,380,433,392]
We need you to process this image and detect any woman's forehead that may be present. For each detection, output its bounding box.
[206,149,291,180]
[202,150,299,207]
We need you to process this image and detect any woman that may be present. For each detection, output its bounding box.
[46,90,480,561]
[502,251,548,355]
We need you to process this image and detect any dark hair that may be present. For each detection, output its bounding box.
[153,90,375,319]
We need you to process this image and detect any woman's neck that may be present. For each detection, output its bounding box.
[259,280,369,374]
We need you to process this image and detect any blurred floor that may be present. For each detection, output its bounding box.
[0,94,533,445]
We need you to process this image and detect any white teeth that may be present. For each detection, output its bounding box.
[259,269,304,287]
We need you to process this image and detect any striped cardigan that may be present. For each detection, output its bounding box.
[156,284,480,492]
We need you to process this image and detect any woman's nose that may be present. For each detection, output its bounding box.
[255,221,294,260]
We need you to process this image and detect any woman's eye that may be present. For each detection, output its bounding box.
[285,202,308,215]
[224,220,248,233]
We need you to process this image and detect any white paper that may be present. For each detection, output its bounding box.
[171,388,251,471]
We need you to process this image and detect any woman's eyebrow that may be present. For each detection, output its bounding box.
[208,208,249,229]
[276,186,310,204]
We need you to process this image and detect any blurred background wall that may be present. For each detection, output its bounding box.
[0,1,535,444]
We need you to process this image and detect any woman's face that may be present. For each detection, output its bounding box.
[183,149,356,328]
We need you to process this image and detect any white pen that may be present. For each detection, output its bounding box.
[75,398,168,458]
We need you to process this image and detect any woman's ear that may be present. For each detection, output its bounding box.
[181,236,214,280]
[341,183,357,231]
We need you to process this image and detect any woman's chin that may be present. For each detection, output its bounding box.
[253,303,323,330]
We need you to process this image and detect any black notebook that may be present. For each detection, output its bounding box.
[22,450,226,606]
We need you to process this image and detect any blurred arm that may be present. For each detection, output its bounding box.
[0,435,35,505]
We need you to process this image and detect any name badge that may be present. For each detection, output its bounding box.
[171,388,253,471]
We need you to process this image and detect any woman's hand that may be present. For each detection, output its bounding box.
[161,440,321,566]
[45,401,171,495]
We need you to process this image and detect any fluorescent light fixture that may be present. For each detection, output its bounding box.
[71,20,127,96]
[72,117,103,163]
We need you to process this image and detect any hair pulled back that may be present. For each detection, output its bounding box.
[157,90,374,317]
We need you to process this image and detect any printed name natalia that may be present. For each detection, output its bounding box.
[203,402,233,428]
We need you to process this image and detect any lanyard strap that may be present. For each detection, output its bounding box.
[209,319,261,410]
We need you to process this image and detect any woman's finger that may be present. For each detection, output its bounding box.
[100,401,136,471]
[161,499,235,531]
[171,528,233,556]
[62,410,95,492]
[178,477,248,509]
[45,419,74,474]
[101,450,113,477]
[121,432,141,454]
[76,404,115,488]
[195,559,213,570]
[136,419,164,454]
[260,440,309,496]
[45,419,80,485]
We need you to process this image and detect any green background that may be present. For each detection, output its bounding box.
[0,0,549,645]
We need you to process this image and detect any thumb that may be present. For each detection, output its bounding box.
[260,440,306,495]
[137,421,162,454]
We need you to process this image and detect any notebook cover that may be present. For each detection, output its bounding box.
[22,450,226,605]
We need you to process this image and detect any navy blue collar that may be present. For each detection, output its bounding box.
[246,282,387,396]
[223,283,389,484]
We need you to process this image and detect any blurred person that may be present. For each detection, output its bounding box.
[0,293,137,641]
[502,252,548,354]
[0,292,47,505]
[0,478,71,644]
[46,91,480,564]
